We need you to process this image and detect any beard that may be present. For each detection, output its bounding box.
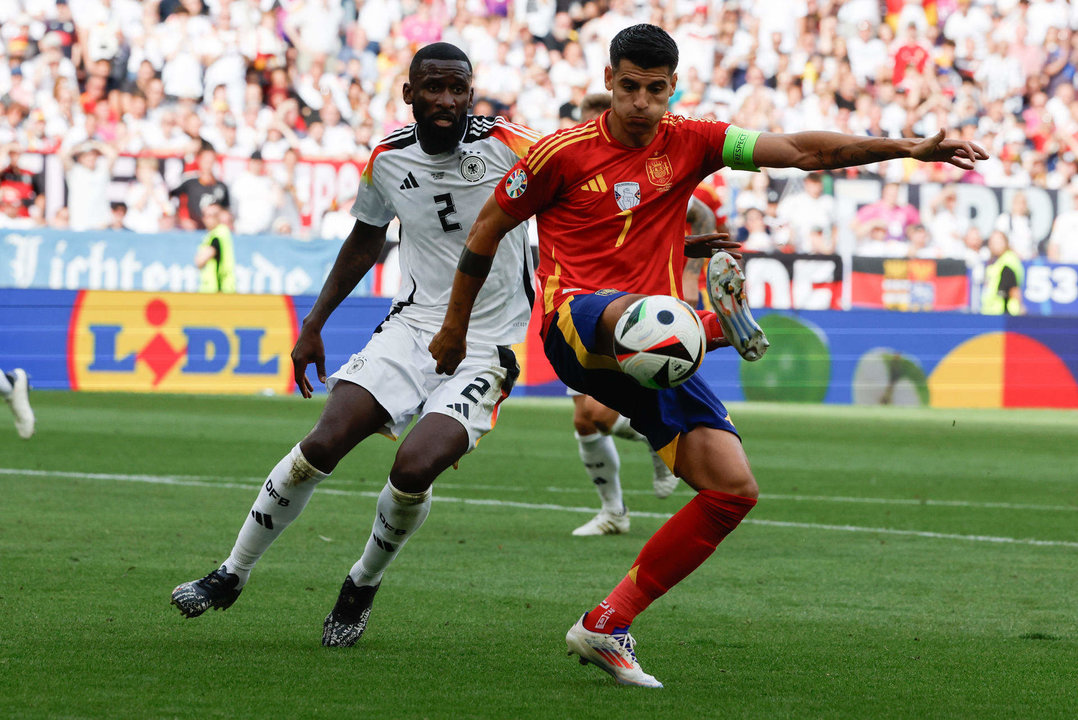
[416,110,468,153]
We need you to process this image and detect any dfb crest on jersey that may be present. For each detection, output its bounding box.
[460,154,486,182]
[613,182,641,211]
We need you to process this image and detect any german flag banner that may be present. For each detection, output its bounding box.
[851,257,969,311]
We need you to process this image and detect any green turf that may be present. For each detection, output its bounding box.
[1,392,1075,719]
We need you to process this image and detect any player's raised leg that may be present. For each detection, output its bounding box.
[707,251,769,361]
[171,382,389,618]
[0,368,35,439]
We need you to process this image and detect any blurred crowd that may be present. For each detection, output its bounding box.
[1,0,1078,266]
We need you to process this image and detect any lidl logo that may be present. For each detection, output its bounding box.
[68,291,298,394]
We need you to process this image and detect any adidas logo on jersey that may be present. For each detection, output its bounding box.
[399,172,420,190]
[580,173,608,192]
[446,402,470,419]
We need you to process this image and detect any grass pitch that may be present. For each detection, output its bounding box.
[1,392,1075,719]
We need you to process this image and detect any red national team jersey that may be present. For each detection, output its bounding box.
[494,111,736,317]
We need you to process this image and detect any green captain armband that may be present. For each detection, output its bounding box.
[722,126,761,172]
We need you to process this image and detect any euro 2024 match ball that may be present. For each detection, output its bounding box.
[613,295,706,390]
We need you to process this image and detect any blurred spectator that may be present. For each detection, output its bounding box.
[776,172,837,253]
[124,157,173,234]
[231,150,283,236]
[853,182,921,244]
[0,143,37,217]
[271,146,304,232]
[1045,151,1078,190]
[319,101,355,155]
[734,171,773,216]
[1047,184,1078,265]
[171,145,229,230]
[858,218,908,257]
[737,207,775,253]
[194,201,236,293]
[847,19,889,85]
[926,185,968,258]
[319,195,355,241]
[0,186,36,229]
[962,226,989,272]
[284,0,345,61]
[905,223,934,258]
[61,140,116,231]
[892,23,931,89]
[981,230,1024,316]
[108,201,129,231]
[807,225,836,255]
[942,0,992,55]
[994,191,1037,260]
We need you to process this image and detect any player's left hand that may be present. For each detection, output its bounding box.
[909,129,989,170]
[685,232,742,259]
[429,327,466,375]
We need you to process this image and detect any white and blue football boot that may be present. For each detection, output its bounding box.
[706,251,769,361]
[566,614,663,688]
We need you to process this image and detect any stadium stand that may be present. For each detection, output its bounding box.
[0,0,1076,261]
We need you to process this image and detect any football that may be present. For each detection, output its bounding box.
[613,295,706,389]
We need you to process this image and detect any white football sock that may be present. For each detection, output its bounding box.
[349,479,432,588]
[222,444,328,587]
[0,370,12,397]
[609,414,646,442]
[576,431,624,514]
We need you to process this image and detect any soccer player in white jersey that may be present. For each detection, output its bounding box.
[170,43,542,647]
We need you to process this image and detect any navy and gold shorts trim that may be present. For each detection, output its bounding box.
[542,292,738,470]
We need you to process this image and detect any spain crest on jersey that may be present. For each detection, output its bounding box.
[645,154,673,187]
[613,182,641,211]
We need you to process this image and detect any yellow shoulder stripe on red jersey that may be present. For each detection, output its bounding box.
[526,124,594,172]
[527,126,598,174]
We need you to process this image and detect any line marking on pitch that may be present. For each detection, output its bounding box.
[4,467,1077,550]
[3,466,1072,514]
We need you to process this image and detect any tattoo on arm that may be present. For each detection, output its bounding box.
[812,137,904,169]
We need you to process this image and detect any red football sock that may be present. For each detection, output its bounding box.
[696,309,725,351]
[583,490,757,633]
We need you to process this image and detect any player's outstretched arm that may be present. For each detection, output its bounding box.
[752,129,988,172]
[430,195,522,375]
[292,219,388,397]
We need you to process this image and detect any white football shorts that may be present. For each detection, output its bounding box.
[327,314,519,449]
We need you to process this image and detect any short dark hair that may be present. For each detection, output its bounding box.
[409,42,472,80]
[609,24,678,73]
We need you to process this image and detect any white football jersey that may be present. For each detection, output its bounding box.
[351,116,542,346]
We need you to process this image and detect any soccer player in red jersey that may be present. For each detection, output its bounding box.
[431,24,987,687]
